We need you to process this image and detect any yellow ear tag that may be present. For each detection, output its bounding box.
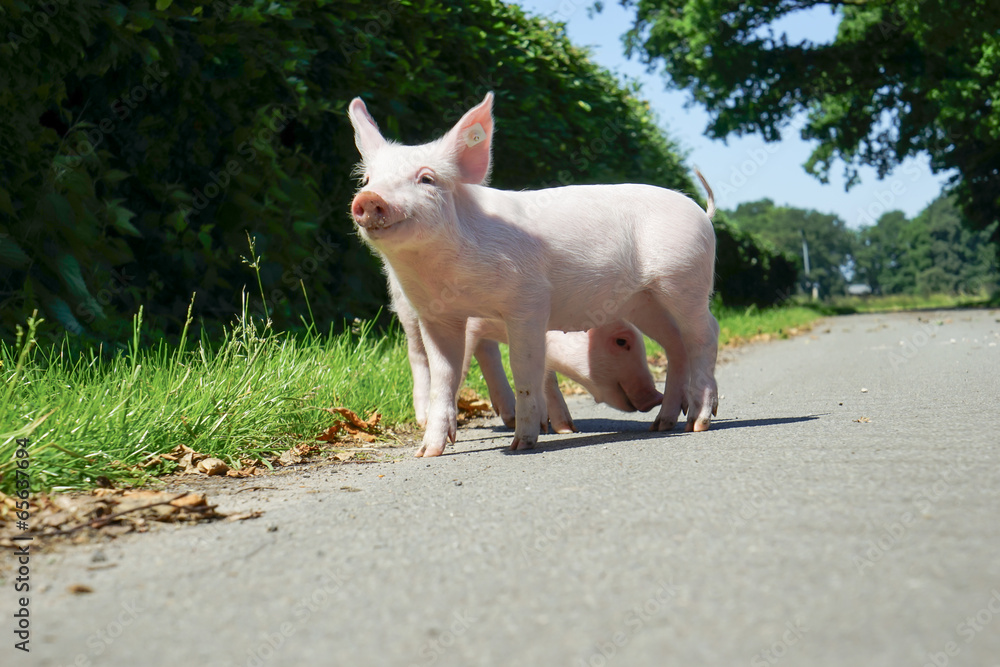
[465,123,486,147]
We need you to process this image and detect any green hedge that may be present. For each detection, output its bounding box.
[713,213,798,306]
[0,0,792,345]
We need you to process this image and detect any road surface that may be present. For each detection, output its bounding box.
[16,309,1000,666]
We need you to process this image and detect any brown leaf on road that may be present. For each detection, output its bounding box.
[274,443,321,467]
[168,493,209,509]
[277,448,303,466]
[0,490,230,546]
[315,406,383,445]
[458,396,492,414]
[457,388,494,424]
[323,407,381,431]
[148,444,211,474]
[197,458,229,476]
[145,445,255,478]
[154,444,198,462]
[316,422,345,442]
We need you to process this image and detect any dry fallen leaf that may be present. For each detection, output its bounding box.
[316,423,344,442]
[328,407,381,430]
[315,407,383,444]
[854,416,871,423]
[169,493,209,509]
[273,443,320,467]
[278,448,303,466]
[144,446,250,478]
[458,396,492,414]
[197,458,229,476]
[0,489,230,546]
[457,388,494,424]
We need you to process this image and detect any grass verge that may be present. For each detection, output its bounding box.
[823,291,996,314]
[1,300,412,494]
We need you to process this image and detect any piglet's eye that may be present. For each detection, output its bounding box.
[615,338,628,348]
[417,169,435,185]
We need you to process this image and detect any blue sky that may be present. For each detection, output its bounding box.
[512,0,953,227]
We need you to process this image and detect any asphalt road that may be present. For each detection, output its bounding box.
[16,309,1000,667]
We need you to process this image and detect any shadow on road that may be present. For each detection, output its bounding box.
[707,415,823,430]
[449,414,822,456]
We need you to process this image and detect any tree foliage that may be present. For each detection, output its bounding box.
[855,197,998,295]
[727,199,853,298]
[0,0,791,344]
[728,195,998,298]
[621,0,1000,247]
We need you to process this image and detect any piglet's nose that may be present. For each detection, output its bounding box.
[352,191,394,229]
[637,390,664,412]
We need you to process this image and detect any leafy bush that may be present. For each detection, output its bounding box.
[0,0,790,344]
[713,213,797,306]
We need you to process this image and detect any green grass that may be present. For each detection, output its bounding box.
[714,303,822,346]
[1,301,413,494]
[5,288,992,493]
[823,291,995,314]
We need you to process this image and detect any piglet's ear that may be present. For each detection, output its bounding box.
[348,97,387,157]
[445,92,494,184]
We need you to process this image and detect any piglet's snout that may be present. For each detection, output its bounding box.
[351,191,403,229]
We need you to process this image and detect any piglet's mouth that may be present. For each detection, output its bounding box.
[359,217,410,236]
[359,215,408,231]
[351,191,407,231]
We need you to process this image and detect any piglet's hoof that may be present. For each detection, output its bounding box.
[649,417,677,432]
[550,418,577,434]
[415,431,454,458]
[415,443,445,457]
[509,436,536,451]
[685,416,713,432]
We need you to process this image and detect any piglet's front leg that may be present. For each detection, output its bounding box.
[415,318,468,457]
[386,268,432,426]
[396,298,431,426]
[506,317,548,451]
